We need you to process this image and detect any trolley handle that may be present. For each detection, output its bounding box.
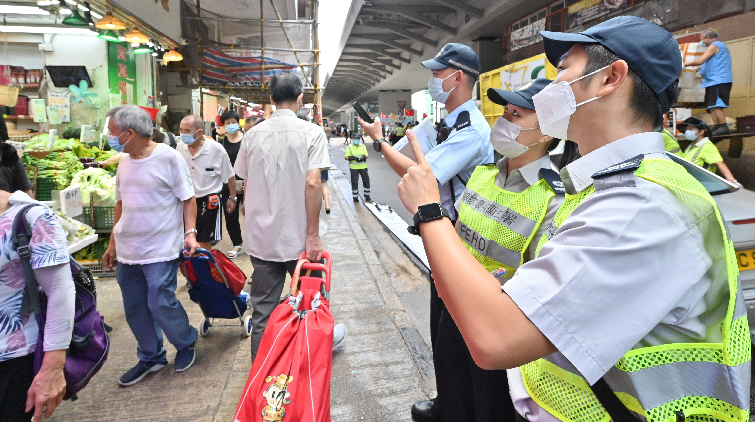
[297,250,332,289]
[179,248,213,262]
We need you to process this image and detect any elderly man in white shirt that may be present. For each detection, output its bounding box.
[177,115,236,251]
[235,72,349,360]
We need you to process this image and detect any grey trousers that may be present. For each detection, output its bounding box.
[248,256,298,361]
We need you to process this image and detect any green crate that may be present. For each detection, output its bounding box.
[72,207,91,226]
[92,206,115,229]
[92,238,109,259]
[36,177,56,201]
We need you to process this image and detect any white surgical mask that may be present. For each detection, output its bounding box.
[532,64,611,140]
[490,116,540,158]
[428,71,458,104]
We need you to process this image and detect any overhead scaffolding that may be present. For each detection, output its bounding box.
[180,0,321,123]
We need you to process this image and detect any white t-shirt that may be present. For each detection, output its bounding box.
[234,109,329,262]
[114,144,195,265]
[176,138,235,198]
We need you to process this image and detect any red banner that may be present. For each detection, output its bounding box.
[405,110,415,117]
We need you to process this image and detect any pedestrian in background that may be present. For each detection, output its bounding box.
[234,72,346,360]
[177,115,237,251]
[344,134,371,203]
[686,28,733,135]
[244,116,264,132]
[219,110,246,259]
[0,189,74,422]
[102,105,200,386]
[678,116,738,182]
[358,42,494,422]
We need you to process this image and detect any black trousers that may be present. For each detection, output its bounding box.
[349,168,370,199]
[221,184,244,247]
[435,308,516,422]
[0,354,34,422]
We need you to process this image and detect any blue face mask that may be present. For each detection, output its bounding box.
[352,138,361,145]
[108,131,130,153]
[684,129,698,141]
[181,129,200,145]
[225,124,240,135]
[699,41,707,47]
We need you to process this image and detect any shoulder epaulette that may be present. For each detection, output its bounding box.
[453,111,471,131]
[591,154,644,179]
[539,168,566,194]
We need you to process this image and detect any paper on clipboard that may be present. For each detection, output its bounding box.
[392,117,437,160]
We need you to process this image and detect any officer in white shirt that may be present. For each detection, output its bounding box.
[396,16,750,421]
[178,115,236,251]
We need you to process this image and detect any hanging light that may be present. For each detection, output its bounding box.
[95,11,125,30]
[97,29,119,42]
[62,6,89,26]
[57,0,71,15]
[124,27,148,44]
[163,50,183,62]
[37,0,53,6]
[133,44,152,54]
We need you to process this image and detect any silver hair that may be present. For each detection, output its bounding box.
[106,105,153,137]
[703,28,718,39]
[183,115,204,130]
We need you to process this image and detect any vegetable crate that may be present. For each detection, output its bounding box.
[79,260,116,278]
[35,177,56,201]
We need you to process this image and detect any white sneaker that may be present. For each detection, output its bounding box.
[332,323,347,351]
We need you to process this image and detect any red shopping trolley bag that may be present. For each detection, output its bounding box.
[234,251,333,422]
[179,249,246,296]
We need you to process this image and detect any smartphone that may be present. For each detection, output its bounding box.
[352,101,374,124]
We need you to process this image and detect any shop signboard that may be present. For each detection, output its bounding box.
[108,42,136,106]
[511,18,545,51]
[31,99,47,123]
[564,0,630,29]
[498,54,555,92]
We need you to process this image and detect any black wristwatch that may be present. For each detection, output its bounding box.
[408,203,451,235]
[373,138,388,152]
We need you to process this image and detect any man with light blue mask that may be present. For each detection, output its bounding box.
[101,105,201,385]
[357,42,493,422]
[177,115,237,252]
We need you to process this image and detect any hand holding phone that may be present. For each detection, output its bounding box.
[352,102,374,124]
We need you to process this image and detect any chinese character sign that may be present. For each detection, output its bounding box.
[108,42,136,105]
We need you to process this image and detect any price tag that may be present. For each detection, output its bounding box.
[60,186,83,217]
[47,129,57,150]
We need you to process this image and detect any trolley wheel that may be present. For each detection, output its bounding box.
[243,315,253,337]
[199,317,211,336]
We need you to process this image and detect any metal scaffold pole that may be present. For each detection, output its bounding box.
[197,0,203,119]
[260,0,265,86]
[313,0,321,125]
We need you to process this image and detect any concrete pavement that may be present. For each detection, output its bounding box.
[48,161,433,421]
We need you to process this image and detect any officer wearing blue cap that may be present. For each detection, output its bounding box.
[357,42,494,422]
[396,15,750,421]
[433,78,582,422]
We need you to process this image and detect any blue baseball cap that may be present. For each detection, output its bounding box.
[540,16,682,113]
[422,43,482,78]
[487,78,553,110]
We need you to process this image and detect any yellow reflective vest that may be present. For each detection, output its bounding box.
[457,164,564,279]
[526,157,750,421]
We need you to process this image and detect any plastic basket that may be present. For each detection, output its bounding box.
[72,207,90,226]
[35,177,56,201]
[92,206,115,229]
[83,263,116,278]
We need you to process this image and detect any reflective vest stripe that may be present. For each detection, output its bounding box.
[456,221,524,270]
[460,189,538,238]
[523,158,750,422]
[669,147,681,153]
[690,139,710,163]
[457,165,556,277]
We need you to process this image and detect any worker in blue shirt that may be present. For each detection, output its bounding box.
[686,28,733,136]
[357,43,494,422]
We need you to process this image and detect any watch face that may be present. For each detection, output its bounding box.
[418,203,442,220]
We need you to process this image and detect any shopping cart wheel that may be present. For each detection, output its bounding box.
[199,317,211,336]
[243,315,253,337]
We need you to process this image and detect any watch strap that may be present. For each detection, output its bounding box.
[407,203,451,235]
